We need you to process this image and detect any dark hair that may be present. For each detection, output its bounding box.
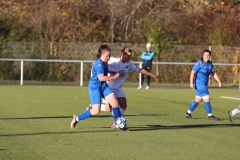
[96,44,111,58]
[121,47,132,55]
[201,49,211,61]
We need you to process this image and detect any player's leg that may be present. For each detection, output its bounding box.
[203,98,219,120]
[71,88,101,129]
[228,106,240,123]
[86,98,111,112]
[114,88,127,115]
[117,97,127,115]
[200,86,219,120]
[230,106,240,116]
[185,89,202,119]
[100,98,112,112]
[103,87,121,121]
[100,97,126,116]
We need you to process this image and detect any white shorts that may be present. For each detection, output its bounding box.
[196,95,210,100]
[112,88,126,98]
[102,88,126,103]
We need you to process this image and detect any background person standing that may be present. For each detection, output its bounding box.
[138,43,154,90]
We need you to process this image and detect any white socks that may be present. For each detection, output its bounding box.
[120,108,125,115]
[232,106,240,116]
[100,104,106,111]
[112,108,125,116]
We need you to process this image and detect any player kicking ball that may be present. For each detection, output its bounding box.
[86,47,159,129]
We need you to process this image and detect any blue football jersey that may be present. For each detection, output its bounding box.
[193,60,215,86]
[89,58,108,89]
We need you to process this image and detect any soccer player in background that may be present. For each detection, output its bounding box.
[70,44,122,129]
[86,47,158,128]
[228,105,240,123]
[184,49,222,120]
[138,43,154,90]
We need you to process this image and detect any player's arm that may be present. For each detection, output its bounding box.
[212,71,222,87]
[139,69,158,81]
[190,70,196,89]
[108,70,117,74]
[98,73,119,81]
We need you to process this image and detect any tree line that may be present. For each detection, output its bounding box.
[0,0,239,84]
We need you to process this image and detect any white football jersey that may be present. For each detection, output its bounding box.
[107,57,140,89]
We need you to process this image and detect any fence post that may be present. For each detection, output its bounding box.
[208,46,212,85]
[20,60,23,85]
[80,61,83,86]
[139,62,142,87]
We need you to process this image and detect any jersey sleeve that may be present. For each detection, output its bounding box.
[129,62,141,72]
[96,62,105,75]
[192,61,201,72]
[210,63,215,73]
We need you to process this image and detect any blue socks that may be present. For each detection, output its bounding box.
[76,109,92,121]
[112,107,122,120]
[204,102,212,114]
[188,100,198,112]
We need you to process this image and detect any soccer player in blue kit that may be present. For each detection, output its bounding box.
[70,44,122,129]
[184,49,222,120]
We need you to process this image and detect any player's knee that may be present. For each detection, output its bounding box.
[90,109,100,115]
[203,95,210,101]
[195,98,202,103]
[105,108,112,112]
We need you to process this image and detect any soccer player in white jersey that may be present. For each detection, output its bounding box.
[86,47,158,128]
[228,105,240,124]
[184,49,222,120]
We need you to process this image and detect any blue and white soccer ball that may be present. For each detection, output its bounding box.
[115,117,127,129]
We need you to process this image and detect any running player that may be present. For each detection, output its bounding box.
[70,44,122,129]
[86,47,158,127]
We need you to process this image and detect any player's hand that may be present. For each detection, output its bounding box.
[119,70,126,77]
[112,72,120,79]
[190,83,194,89]
[218,82,222,88]
[153,75,159,81]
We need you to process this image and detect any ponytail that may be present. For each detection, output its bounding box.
[96,44,111,59]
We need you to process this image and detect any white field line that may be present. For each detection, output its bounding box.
[220,96,240,101]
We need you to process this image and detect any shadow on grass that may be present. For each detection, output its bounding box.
[0,149,9,151]
[0,123,239,137]
[0,116,73,120]
[0,130,114,137]
[0,114,165,120]
[128,123,240,131]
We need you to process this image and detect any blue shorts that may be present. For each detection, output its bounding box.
[195,84,209,99]
[88,85,113,105]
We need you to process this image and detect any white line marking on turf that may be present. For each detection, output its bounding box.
[220,96,240,100]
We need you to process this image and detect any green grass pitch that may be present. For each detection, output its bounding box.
[0,86,240,160]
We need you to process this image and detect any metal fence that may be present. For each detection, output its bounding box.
[0,43,239,87]
[0,58,239,88]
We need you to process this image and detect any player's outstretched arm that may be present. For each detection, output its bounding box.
[139,69,158,81]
